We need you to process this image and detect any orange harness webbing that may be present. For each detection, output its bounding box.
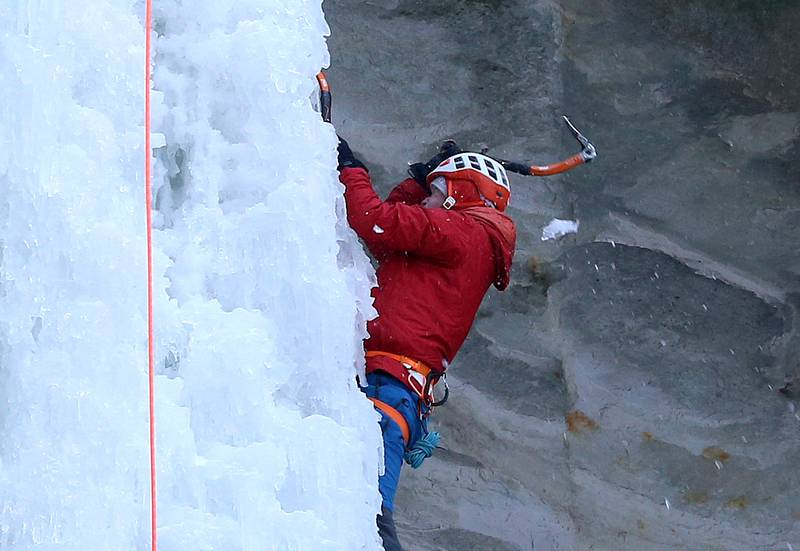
[368,397,410,446]
[365,350,433,377]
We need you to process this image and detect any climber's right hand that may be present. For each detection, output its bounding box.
[437,139,461,159]
[407,139,462,189]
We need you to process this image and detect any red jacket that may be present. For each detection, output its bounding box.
[340,167,516,379]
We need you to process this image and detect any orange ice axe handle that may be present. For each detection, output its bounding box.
[316,71,332,123]
[500,116,597,177]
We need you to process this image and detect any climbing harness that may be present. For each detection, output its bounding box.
[366,382,441,470]
[364,352,446,468]
[368,397,410,445]
[365,350,447,410]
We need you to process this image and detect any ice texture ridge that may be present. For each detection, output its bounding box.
[0,1,383,549]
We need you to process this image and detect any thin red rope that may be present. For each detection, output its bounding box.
[144,0,157,549]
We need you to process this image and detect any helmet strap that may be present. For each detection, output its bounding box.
[443,181,456,210]
[442,179,489,210]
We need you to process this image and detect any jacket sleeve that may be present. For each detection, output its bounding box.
[385,178,428,205]
[340,167,465,262]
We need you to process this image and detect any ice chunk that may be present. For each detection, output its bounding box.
[152,132,166,148]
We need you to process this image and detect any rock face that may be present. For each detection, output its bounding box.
[326,1,800,549]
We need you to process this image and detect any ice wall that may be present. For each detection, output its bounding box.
[0,1,383,549]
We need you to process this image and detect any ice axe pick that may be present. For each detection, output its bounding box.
[497,116,597,177]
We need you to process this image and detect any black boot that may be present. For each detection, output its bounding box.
[377,506,404,551]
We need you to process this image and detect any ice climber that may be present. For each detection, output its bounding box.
[337,138,516,550]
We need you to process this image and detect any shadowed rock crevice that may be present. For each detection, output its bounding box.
[455,333,567,419]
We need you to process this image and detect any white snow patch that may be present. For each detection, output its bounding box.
[541,218,579,241]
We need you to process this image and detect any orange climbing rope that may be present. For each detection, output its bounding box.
[144,0,158,549]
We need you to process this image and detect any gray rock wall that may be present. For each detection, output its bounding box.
[326,1,800,549]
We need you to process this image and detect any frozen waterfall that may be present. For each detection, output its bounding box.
[0,1,384,549]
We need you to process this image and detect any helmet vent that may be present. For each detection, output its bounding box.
[454,157,465,169]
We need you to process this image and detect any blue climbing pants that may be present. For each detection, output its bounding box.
[363,371,425,512]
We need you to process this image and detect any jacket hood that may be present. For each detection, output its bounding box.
[461,207,516,290]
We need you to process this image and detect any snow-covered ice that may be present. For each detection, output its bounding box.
[0,1,383,549]
[541,218,579,241]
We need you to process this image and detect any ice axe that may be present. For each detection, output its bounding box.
[494,116,597,177]
[315,71,597,176]
[316,71,332,123]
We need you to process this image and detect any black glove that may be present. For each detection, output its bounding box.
[438,139,462,159]
[337,136,367,172]
[407,139,462,190]
[407,162,431,188]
